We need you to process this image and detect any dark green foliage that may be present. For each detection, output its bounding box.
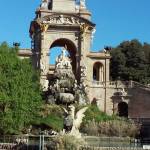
[0,42,42,135]
[40,115,63,131]
[110,39,150,84]
[83,105,117,123]
[39,104,64,131]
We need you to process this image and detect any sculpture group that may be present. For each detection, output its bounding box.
[40,47,88,136]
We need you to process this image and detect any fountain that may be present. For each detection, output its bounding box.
[47,47,88,105]
[45,47,88,136]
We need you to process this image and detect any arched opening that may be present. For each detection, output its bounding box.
[49,38,77,76]
[48,0,52,10]
[93,62,104,82]
[118,102,128,117]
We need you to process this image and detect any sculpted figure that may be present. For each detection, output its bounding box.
[60,15,65,24]
[63,105,88,138]
[42,79,49,91]
[41,0,48,9]
[62,47,67,57]
[81,65,87,77]
[91,28,96,44]
[80,0,86,9]
[55,47,72,70]
[40,61,46,73]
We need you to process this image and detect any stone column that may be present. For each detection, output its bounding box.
[99,67,102,82]
[101,66,104,82]
[79,25,91,85]
[40,32,50,91]
[76,53,80,81]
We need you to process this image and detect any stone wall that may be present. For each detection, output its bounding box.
[88,81,150,118]
[129,87,150,118]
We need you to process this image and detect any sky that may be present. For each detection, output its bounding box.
[0,0,150,52]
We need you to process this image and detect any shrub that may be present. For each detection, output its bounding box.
[48,135,83,150]
[81,119,140,137]
[32,104,64,132]
[83,105,118,123]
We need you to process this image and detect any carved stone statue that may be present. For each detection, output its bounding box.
[40,57,48,74]
[81,65,87,78]
[60,15,65,24]
[41,0,48,9]
[40,61,46,73]
[91,28,96,44]
[47,46,88,105]
[80,0,86,9]
[62,47,67,57]
[63,105,88,138]
[42,79,49,91]
[120,88,128,96]
[55,47,72,70]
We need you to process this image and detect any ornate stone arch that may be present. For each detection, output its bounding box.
[49,38,78,75]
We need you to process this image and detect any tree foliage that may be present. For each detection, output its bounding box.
[110,39,150,84]
[0,42,42,134]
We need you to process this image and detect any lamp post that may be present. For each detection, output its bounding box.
[104,51,107,113]
[103,46,111,113]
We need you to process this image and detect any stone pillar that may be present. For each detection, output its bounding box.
[101,66,104,82]
[40,32,50,91]
[99,67,102,82]
[79,25,92,85]
[76,53,80,81]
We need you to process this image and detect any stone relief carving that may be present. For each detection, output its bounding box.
[40,54,48,74]
[60,15,65,24]
[40,24,49,32]
[40,61,46,73]
[42,15,82,26]
[81,65,87,78]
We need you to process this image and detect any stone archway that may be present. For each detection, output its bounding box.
[50,38,77,75]
[29,1,95,92]
[118,102,128,117]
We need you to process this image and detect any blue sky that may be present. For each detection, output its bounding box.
[0,0,150,51]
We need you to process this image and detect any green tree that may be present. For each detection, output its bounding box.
[110,39,150,84]
[143,42,150,63]
[0,42,42,134]
[110,48,126,80]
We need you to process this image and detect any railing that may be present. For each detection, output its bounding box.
[88,80,150,90]
[0,135,144,150]
[130,118,150,124]
[87,80,133,88]
[92,80,105,86]
[131,81,150,90]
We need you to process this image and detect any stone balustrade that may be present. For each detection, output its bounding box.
[80,146,143,150]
